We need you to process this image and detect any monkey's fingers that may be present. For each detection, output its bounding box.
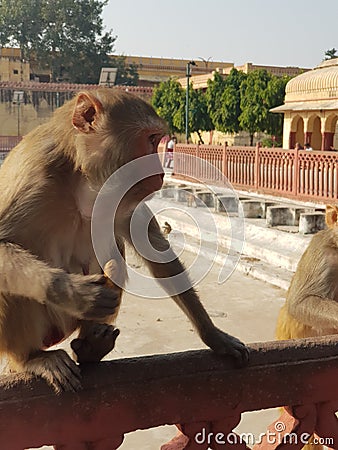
[84,285,120,320]
[26,349,82,394]
[71,324,120,363]
[51,353,82,393]
[204,328,250,367]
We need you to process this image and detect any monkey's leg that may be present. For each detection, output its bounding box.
[71,259,124,363]
[11,349,82,393]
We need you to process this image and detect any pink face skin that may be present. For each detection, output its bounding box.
[132,130,165,197]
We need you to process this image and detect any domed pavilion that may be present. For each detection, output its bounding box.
[272,58,338,150]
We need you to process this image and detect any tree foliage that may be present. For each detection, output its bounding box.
[238,70,289,145]
[152,78,213,142]
[324,48,338,60]
[112,56,139,86]
[189,87,213,142]
[205,71,226,130]
[239,69,272,145]
[152,78,184,134]
[152,69,288,145]
[0,0,137,84]
[221,68,247,133]
[264,75,290,138]
[206,69,247,134]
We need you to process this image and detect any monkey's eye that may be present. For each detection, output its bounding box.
[148,134,159,153]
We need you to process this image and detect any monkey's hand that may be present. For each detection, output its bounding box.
[71,323,120,363]
[47,271,120,320]
[202,327,249,366]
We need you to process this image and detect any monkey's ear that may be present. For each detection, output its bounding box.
[72,92,103,133]
[325,205,338,228]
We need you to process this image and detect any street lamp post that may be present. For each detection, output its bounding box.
[185,60,196,143]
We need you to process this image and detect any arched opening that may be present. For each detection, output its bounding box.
[295,116,304,147]
[289,115,305,148]
[322,114,338,150]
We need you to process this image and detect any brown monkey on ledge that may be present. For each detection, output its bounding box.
[276,205,338,340]
[0,89,248,392]
[276,206,338,450]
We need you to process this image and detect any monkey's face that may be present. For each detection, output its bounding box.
[133,130,165,192]
[118,130,164,208]
[72,90,166,197]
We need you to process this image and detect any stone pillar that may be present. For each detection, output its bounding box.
[304,131,312,146]
[321,132,334,150]
[289,131,296,149]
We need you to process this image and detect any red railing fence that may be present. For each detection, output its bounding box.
[0,136,22,161]
[174,143,338,204]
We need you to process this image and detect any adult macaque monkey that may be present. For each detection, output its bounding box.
[276,204,338,340]
[0,89,248,393]
[276,205,338,450]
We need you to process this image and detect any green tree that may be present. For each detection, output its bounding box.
[0,0,128,84]
[221,68,247,133]
[205,69,246,134]
[189,88,213,143]
[239,69,272,145]
[205,71,226,131]
[265,75,290,141]
[112,56,139,86]
[174,84,213,143]
[152,78,185,134]
[324,48,338,60]
[152,78,213,142]
[0,0,44,63]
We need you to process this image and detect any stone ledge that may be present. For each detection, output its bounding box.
[0,336,337,449]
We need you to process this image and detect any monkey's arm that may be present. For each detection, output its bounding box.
[288,296,338,331]
[123,205,248,365]
[285,238,338,332]
[0,242,118,320]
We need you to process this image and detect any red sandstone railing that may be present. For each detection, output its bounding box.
[0,81,153,95]
[0,336,337,449]
[0,136,22,157]
[174,144,338,204]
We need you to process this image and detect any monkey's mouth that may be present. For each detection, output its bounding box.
[127,173,164,202]
[148,172,164,191]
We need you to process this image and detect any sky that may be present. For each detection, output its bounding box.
[103,0,338,69]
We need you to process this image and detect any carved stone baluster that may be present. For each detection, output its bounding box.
[161,422,210,450]
[161,414,250,450]
[315,400,338,448]
[53,435,124,450]
[209,416,250,450]
[253,406,317,450]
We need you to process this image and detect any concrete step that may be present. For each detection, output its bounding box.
[169,233,292,290]
[150,195,313,289]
